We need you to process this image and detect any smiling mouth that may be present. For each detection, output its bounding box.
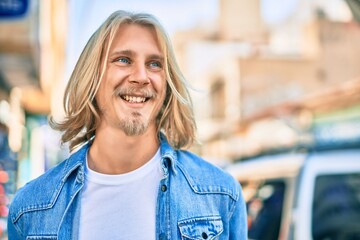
[121,95,148,103]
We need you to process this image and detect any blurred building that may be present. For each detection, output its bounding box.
[174,0,360,163]
[0,2,68,234]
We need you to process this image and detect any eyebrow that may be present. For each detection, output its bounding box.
[109,50,164,61]
[109,50,134,59]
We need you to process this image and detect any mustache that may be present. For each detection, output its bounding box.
[113,87,157,98]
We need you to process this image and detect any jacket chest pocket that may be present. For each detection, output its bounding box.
[178,216,223,240]
[26,236,57,240]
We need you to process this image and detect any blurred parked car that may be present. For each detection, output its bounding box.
[226,147,360,240]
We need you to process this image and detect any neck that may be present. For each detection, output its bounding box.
[88,127,160,174]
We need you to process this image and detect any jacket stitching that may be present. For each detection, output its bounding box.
[176,163,238,200]
[57,179,84,237]
[13,219,25,239]
[227,182,241,220]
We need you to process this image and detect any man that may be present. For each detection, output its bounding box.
[8,10,247,239]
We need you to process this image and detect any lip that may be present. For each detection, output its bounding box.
[119,95,150,108]
[115,87,156,108]
[121,95,147,103]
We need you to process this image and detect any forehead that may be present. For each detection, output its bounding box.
[109,23,163,54]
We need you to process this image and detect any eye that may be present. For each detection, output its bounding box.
[116,57,131,64]
[148,61,162,69]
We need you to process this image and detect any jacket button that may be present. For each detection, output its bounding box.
[202,232,208,239]
[161,185,167,192]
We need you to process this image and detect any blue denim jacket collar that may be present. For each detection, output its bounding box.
[61,134,238,201]
[60,133,177,185]
[62,144,87,183]
[159,133,178,177]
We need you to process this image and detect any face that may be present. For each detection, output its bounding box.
[95,24,167,136]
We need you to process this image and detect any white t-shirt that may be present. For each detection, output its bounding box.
[78,149,162,240]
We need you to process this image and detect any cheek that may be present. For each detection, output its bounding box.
[95,84,111,109]
[150,71,165,87]
[154,76,167,94]
[155,82,167,105]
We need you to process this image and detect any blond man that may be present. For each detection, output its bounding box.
[8,10,247,239]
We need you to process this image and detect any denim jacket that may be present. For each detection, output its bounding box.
[8,135,247,239]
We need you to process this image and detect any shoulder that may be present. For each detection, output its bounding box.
[9,144,88,222]
[9,160,68,217]
[175,150,241,201]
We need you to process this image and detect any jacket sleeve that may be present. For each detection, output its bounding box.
[229,182,248,239]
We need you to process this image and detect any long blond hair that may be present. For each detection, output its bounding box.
[50,10,196,151]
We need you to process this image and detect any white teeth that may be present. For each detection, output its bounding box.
[122,95,146,103]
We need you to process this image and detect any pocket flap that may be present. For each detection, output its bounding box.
[26,236,57,240]
[178,216,223,239]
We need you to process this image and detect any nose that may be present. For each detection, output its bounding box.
[129,63,150,85]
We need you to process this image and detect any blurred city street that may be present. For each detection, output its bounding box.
[1,0,360,239]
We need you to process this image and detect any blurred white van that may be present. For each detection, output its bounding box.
[226,148,360,240]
